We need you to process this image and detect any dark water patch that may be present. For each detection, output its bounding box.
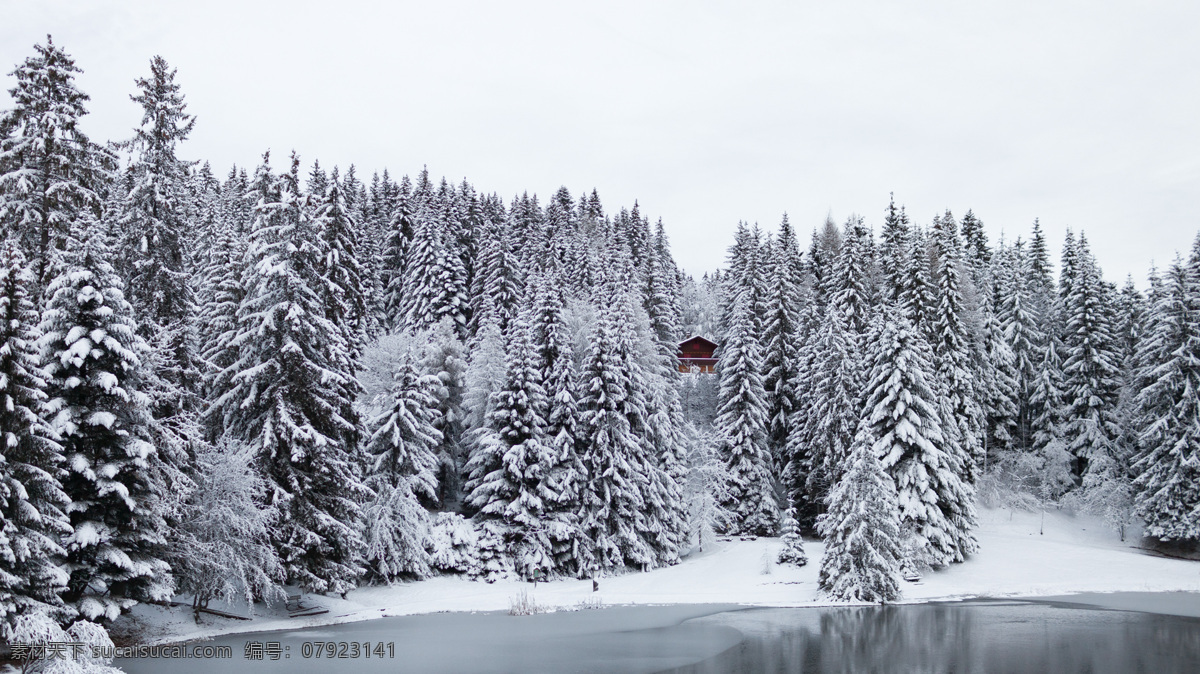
[666,601,1200,674]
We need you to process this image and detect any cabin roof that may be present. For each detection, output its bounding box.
[678,335,718,350]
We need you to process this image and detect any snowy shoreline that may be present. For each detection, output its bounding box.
[118,506,1200,647]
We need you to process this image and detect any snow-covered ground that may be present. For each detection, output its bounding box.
[120,506,1200,646]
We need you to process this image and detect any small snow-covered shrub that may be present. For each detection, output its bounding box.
[426,512,481,575]
[9,614,122,673]
[474,521,513,582]
[776,507,808,566]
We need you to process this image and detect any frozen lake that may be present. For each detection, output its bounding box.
[117,594,1200,673]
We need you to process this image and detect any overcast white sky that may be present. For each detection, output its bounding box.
[3,0,1198,284]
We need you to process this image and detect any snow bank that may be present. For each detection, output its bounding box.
[121,506,1200,646]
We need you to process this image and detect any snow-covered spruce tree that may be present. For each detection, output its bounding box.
[1131,257,1200,543]
[1028,336,1075,502]
[460,310,509,499]
[464,317,554,581]
[776,505,807,567]
[789,305,862,527]
[929,211,983,484]
[470,218,524,336]
[197,219,246,407]
[379,175,414,331]
[817,423,903,604]
[899,227,937,338]
[577,276,664,574]
[400,204,469,336]
[0,36,109,293]
[1059,234,1123,483]
[170,439,284,612]
[39,218,172,621]
[719,222,765,343]
[714,280,778,536]
[206,155,368,595]
[118,56,201,405]
[829,216,874,338]
[362,350,440,582]
[640,232,689,565]
[978,293,1019,461]
[0,240,72,635]
[762,214,805,466]
[419,317,468,509]
[878,195,910,304]
[527,271,586,575]
[997,243,1045,452]
[314,177,369,367]
[861,309,976,566]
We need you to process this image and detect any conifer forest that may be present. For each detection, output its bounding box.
[2,36,1199,650]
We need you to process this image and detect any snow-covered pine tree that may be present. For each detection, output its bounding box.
[1022,218,1059,352]
[1131,255,1200,542]
[830,216,874,337]
[776,505,807,566]
[577,277,657,574]
[196,215,246,416]
[0,36,109,293]
[860,309,976,566]
[39,218,172,621]
[363,350,440,581]
[1060,234,1123,483]
[807,216,842,310]
[0,240,72,635]
[207,154,368,595]
[118,56,200,400]
[470,217,524,335]
[997,242,1045,452]
[929,211,983,484]
[379,175,414,331]
[979,292,1020,462]
[1028,335,1075,501]
[714,278,778,536]
[718,222,765,343]
[762,214,805,466]
[817,422,903,604]
[878,195,910,304]
[899,227,937,339]
[401,204,470,336]
[419,318,468,509]
[314,177,369,368]
[640,229,689,565]
[789,305,862,527]
[464,316,553,580]
[525,270,586,573]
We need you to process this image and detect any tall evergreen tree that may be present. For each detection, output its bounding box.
[207,155,368,595]
[0,240,72,634]
[817,422,903,604]
[464,317,554,580]
[363,350,440,581]
[714,280,777,536]
[1060,234,1122,480]
[929,211,983,483]
[1131,255,1200,542]
[762,214,805,465]
[860,309,976,566]
[0,36,109,294]
[39,219,172,620]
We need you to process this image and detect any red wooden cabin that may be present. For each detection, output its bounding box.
[678,335,718,373]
